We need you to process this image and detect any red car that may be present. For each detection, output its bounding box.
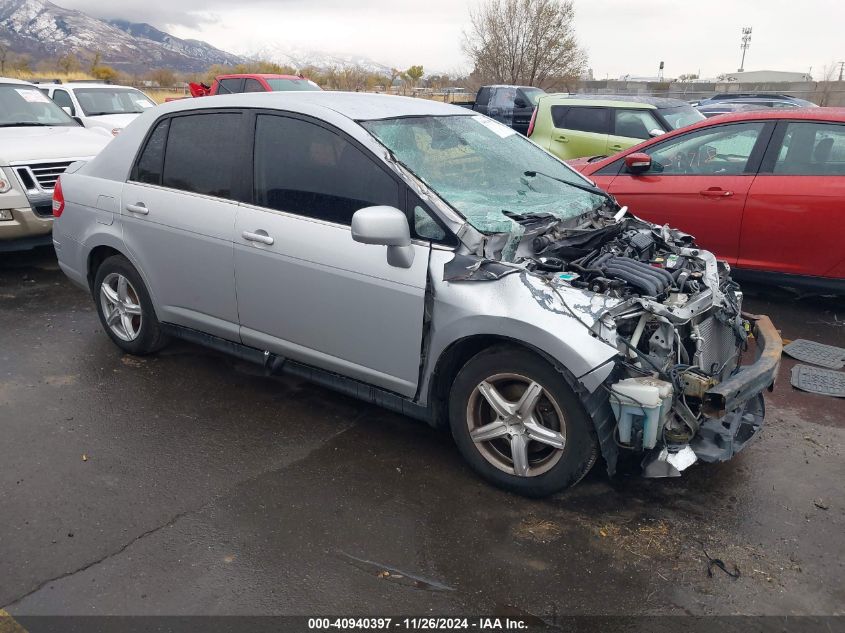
[187,74,321,97]
[570,108,845,292]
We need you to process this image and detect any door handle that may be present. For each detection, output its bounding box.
[125,203,148,215]
[699,188,733,198]
[242,230,274,246]
[608,144,623,151]
[554,135,569,143]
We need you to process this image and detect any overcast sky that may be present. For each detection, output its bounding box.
[61,0,845,79]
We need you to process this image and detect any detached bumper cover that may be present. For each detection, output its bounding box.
[701,313,782,417]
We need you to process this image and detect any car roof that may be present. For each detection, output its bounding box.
[151,90,472,120]
[218,74,308,80]
[0,77,36,86]
[538,94,691,109]
[62,83,139,90]
[482,84,543,89]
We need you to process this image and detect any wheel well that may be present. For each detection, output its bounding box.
[87,246,122,293]
[428,335,558,429]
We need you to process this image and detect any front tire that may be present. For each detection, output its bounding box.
[448,346,598,497]
[93,254,168,355]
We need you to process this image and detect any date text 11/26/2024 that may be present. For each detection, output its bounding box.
[308,618,529,630]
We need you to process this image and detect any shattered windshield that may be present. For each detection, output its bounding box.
[361,115,604,239]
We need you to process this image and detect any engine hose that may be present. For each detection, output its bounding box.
[591,252,614,268]
[567,263,604,276]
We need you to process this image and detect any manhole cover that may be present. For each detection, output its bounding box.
[783,339,845,369]
[791,364,845,398]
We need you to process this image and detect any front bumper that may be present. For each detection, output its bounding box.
[0,206,53,251]
[641,313,781,478]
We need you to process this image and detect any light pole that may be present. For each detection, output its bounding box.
[839,61,845,82]
[738,27,752,72]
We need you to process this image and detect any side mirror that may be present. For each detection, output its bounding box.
[649,128,665,137]
[351,206,415,268]
[513,98,527,108]
[625,152,652,175]
[61,106,73,116]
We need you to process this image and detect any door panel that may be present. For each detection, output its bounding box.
[740,175,845,275]
[548,105,610,160]
[120,111,247,339]
[121,183,239,339]
[234,207,429,396]
[739,121,845,276]
[604,174,752,263]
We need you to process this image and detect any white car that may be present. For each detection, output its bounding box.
[0,77,111,251]
[38,82,157,136]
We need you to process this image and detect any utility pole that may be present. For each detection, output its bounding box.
[738,27,752,72]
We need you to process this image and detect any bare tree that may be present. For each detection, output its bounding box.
[813,62,840,106]
[462,0,586,88]
[0,43,7,75]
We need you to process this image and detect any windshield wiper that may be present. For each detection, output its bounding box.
[0,122,53,127]
[523,170,616,205]
[84,111,122,116]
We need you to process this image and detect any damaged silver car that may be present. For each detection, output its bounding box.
[52,93,782,496]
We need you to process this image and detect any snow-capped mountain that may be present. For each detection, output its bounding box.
[0,0,245,73]
[256,44,392,75]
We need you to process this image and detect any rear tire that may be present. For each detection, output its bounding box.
[93,254,168,355]
[448,346,598,497]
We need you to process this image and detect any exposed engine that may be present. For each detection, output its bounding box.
[515,210,751,472]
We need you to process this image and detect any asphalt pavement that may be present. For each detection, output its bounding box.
[1,247,843,620]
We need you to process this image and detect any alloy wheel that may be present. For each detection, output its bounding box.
[466,373,567,477]
[99,273,143,342]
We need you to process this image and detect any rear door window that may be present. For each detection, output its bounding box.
[243,78,265,93]
[134,119,170,185]
[476,87,492,107]
[490,87,517,109]
[773,122,845,175]
[217,78,243,94]
[553,106,610,134]
[160,112,245,199]
[253,114,399,225]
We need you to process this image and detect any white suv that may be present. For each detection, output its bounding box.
[38,82,157,136]
[0,78,111,251]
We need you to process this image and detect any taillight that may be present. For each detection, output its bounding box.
[52,177,65,218]
[527,106,538,137]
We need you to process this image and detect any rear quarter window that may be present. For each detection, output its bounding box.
[134,119,170,184]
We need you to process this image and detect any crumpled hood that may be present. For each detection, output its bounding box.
[84,113,141,131]
[0,126,111,165]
